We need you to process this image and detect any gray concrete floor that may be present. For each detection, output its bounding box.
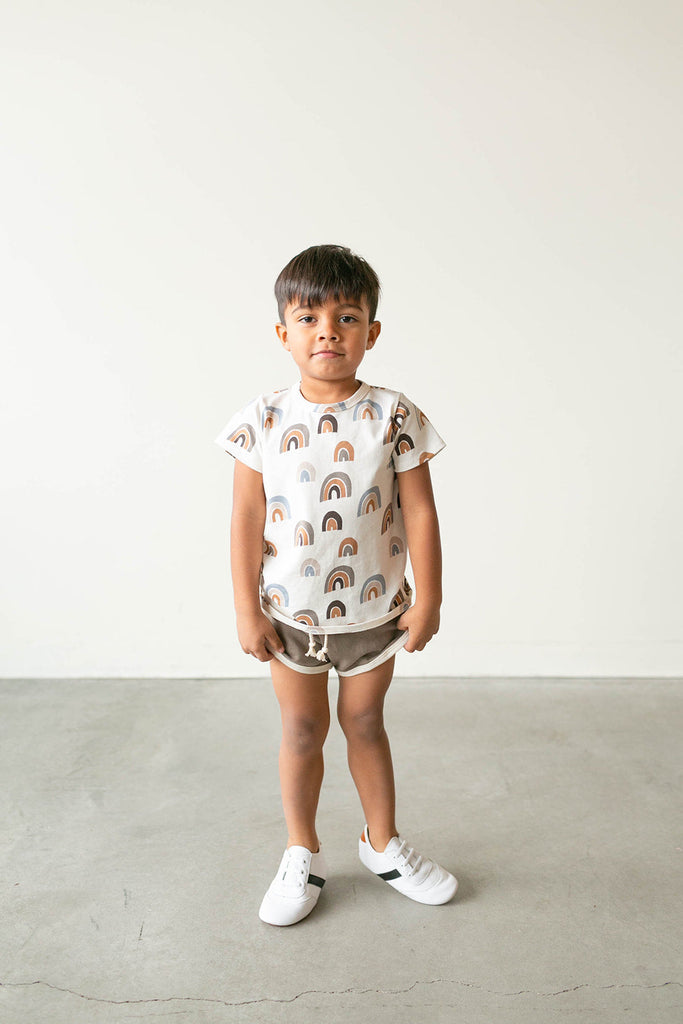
[0,676,681,1024]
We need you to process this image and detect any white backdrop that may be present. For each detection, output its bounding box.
[1,1,681,678]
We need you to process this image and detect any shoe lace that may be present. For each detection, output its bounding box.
[281,850,309,889]
[394,839,424,876]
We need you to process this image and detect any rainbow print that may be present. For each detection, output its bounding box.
[360,574,386,602]
[267,495,291,522]
[353,399,383,421]
[334,440,354,462]
[263,540,278,557]
[395,433,415,456]
[294,609,319,627]
[295,520,314,546]
[419,452,435,464]
[324,565,355,592]
[262,406,282,431]
[265,583,289,607]
[228,423,256,451]
[300,558,321,578]
[297,462,316,483]
[320,472,352,502]
[326,600,346,619]
[322,511,343,532]
[280,423,310,452]
[381,503,394,534]
[338,536,358,557]
[394,402,409,427]
[318,414,338,434]
[357,486,382,516]
[389,536,404,557]
[383,417,399,445]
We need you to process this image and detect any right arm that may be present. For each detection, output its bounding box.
[230,460,284,662]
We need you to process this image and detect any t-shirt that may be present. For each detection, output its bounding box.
[213,380,445,635]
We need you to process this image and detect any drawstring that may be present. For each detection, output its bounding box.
[306,632,329,662]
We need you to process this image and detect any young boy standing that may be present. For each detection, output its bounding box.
[214,244,457,925]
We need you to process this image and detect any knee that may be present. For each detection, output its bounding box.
[281,712,329,755]
[338,705,385,745]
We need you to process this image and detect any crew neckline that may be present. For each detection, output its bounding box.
[294,380,371,412]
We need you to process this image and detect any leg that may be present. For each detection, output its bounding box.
[270,658,330,852]
[337,655,398,852]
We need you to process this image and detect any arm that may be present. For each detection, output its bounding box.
[395,462,443,653]
[230,460,284,662]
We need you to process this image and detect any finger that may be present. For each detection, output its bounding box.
[266,631,285,654]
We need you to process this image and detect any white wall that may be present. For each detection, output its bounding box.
[2,0,681,678]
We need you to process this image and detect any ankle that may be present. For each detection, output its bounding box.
[287,836,320,854]
[367,826,398,853]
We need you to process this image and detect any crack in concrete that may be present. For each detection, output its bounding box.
[0,978,680,1007]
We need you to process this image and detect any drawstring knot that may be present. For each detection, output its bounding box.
[306,632,329,662]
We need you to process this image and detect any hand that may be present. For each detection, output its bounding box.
[236,610,285,662]
[396,603,441,653]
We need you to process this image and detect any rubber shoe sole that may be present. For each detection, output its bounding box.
[259,845,327,926]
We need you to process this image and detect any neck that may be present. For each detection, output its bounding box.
[299,377,362,405]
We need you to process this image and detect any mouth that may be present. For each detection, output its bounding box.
[314,351,343,359]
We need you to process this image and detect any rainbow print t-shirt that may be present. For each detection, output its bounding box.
[214,381,446,635]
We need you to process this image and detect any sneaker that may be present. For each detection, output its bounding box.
[258,844,327,926]
[358,825,457,905]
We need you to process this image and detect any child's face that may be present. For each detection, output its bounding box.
[275,294,381,401]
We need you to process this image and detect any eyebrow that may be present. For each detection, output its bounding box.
[291,303,364,315]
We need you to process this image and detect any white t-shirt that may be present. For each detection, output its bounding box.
[214,380,445,634]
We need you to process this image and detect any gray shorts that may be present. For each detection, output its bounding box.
[265,613,409,677]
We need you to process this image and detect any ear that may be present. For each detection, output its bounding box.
[275,323,290,351]
[366,320,381,350]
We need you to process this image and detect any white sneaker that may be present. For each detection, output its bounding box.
[358,825,457,905]
[258,844,327,926]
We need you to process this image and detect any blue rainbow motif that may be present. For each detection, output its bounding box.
[322,511,343,532]
[357,486,381,516]
[295,520,314,546]
[320,472,352,502]
[301,558,321,578]
[262,406,282,431]
[318,414,338,434]
[361,575,386,603]
[268,495,291,522]
[265,583,289,607]
[297,462,316,483]
[334,440,354,462]
[228,423,256,451]
[295,609,319,627]
[353,399,383,421]
[325,565,355,593]
[389,536,404,557]
[338,536,358,557]
[280,424,310,452]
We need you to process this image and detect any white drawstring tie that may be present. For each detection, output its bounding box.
[306,632,329,662]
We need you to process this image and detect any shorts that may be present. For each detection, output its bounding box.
[265,613,409,677]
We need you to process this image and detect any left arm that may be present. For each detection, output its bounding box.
[396,462,443,653]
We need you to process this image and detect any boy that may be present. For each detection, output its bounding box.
[214,244,457,926]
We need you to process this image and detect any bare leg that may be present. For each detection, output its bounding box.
[270,658,330,852]
[337,656,398,852]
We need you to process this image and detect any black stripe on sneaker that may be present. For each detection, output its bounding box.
[378,869,402,880]
[307,873,326,888]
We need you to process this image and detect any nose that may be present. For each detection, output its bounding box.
[317,318,339,341]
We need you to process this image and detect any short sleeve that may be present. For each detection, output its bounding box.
[390,393,446,473]
[213,396,263,472]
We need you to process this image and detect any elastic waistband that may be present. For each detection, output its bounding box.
[262,599,408,637]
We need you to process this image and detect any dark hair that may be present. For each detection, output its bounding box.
[274,244,381,323]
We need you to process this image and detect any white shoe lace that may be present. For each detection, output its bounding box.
[393,838,425,877]
[280,850,309,890]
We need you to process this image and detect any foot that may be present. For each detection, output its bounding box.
[259,844,327,926]
[358,824,457,905]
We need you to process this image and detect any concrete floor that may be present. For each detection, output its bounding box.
[0,676,681,1024]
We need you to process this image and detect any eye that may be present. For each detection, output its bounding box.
[339,315,357,323]
[298,315,315,324]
